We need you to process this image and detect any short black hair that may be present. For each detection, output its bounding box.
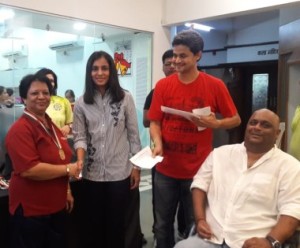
[172,30,204,54]
[6,88,14,96]
[162,49,173,63]
[36,68,58,95]
[65,89,75,98]
[19,73,52,100]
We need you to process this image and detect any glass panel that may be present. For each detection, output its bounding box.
[252,73,269,112]
[0,5,152,171]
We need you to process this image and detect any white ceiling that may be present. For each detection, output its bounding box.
[199,10,279,34]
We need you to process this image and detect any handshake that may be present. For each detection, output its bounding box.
[66,160,83,180]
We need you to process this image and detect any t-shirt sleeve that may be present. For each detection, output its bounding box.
[147,80,165,121]
[143,90,154,110]
[5,123,40,174]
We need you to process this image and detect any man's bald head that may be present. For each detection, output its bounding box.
[244,109,281,153]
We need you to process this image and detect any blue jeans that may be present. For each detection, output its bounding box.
[174,236,230,248]
[154,171,194,248]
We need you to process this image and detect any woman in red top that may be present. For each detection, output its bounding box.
[5,73,81,248]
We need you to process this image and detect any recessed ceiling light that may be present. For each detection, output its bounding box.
[185,22,213,32]
[0,8,15,21]
[73,22,86,31]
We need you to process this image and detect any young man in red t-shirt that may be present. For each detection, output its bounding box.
[148,30,241,248]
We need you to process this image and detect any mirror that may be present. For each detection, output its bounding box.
[0,4,153,169]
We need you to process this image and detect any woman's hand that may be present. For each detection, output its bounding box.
[130,167,141,189]
[68,162,82,179]
[60,124,71,137]
[66,190,74,213]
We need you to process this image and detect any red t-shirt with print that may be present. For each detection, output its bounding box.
[148,72,238,179]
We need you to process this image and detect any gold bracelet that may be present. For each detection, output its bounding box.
[66,164,70,177]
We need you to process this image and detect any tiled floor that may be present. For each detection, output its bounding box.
[140,170,155,248]
[139,169,183,248]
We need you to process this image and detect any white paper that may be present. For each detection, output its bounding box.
[161,105,211,131]
[192,106,211,131]
[130,146,163,169]
[161,106,196,121]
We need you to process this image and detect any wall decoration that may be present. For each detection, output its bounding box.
[114,40,132,76]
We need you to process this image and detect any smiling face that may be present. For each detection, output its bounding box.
[172,45,201,75]
[24,80,50,117]
[244,109,280,152]
[91,56,110,93]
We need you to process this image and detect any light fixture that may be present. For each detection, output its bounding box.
[184,22,213,32]
[73,22,86,31]
[0,8,15,22]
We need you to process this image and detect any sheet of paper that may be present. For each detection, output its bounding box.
[192,106,211,131]
[161,106,196,121]
[130,146,163,169]
[161,105,211,131]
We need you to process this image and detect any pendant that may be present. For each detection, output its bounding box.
[59,149,66,160]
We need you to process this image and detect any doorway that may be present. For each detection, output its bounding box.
[202,60,278,145]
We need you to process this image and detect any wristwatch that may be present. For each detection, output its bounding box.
[266,235,281,248]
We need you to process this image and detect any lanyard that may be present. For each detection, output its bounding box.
[23,110,66,160]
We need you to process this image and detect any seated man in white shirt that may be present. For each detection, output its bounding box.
[175,108,300,248]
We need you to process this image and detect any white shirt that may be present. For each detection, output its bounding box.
[192,143,300,248]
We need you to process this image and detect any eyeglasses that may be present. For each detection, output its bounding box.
[164,63,173,67]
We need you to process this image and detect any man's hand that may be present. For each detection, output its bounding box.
[242,237,271,248]
[196,219,214,239]
[152,141,163,157]
[190,112,221,129]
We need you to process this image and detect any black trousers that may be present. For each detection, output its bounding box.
[125,187,143,248]
[78,177,130,248]
[10,205,67,248]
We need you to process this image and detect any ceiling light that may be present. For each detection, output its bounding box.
[73,22,86,31]
[185,22,213,32]
[0,8,15,21]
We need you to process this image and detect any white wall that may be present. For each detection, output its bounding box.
[227,18,279,45]
[163,0,300,25]
[194,15,279,66]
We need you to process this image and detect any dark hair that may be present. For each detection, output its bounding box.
[36,68,58,95]
[65,89,75,98]
[162,49,173,63]
[6,88,14,96]
[0,86,5,95]
[19,73,52,100]
[84,51,124,104]
[172,30,204,54]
